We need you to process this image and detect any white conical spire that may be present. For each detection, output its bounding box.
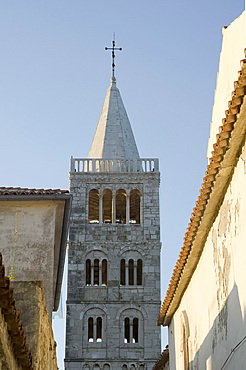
[88,77,140,159]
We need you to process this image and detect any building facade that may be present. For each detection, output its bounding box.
[65,76,161,369]
[158,12,246,369]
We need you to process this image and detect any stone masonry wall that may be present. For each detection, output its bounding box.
[66,171,161,369]
[0,308,22,370]
[13,281,58,370]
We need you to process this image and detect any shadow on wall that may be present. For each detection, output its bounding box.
[189,284,246,370]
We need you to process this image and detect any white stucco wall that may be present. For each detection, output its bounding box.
[207,11,246,159]
[169,141,246,369]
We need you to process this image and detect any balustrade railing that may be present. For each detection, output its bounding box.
[70,157,159,173]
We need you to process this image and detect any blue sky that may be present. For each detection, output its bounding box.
[0,1,245,368]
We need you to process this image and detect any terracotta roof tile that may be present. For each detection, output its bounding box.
[158,50,246,326]
[0,253,33,369]
[0,187,69,196]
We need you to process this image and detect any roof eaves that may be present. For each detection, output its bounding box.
[158,50,246,326]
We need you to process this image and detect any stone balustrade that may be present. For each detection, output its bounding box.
[70,157,159,173]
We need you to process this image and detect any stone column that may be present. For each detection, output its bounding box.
[99,192,103,224]
[126,193,130,224]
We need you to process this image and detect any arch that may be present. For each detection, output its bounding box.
[83,365,90,370]
[137,259,142,285]
[93,365,100,369]
[103,364,110,370]
[89,189,99,223]
[130,365,136,370]
[139,365,145,370]
[80,305,108,321]
[118,246,145,258]
[116,305,147,320]
[130,189,141,224]
[122,366,128,370]
[103,189,112,223]
[116,189,126,224]
[86,259,91,285]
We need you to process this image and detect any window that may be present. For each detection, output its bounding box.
[88,317,93,342]
[124,317,139,344]
[130,189,141,224]
[137,259,142,285]
[103,189,112,223]
[96,317,102,342]
[116,189,126,224]
[120,258,143,286]
[102,259,107,285]
[88,317,103,343]
[120,259,126,285]
[86,259,91,285]
[94,259,99,285]
[124,318,130,343]
[89,189,99,223]
[86,258,107,286]
[133,318,138,343]
[128,259,134,286]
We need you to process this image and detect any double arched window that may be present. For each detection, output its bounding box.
[86,259,107,286]
[124,317,139,343]
[88,188,141,224]
[88,316,102,342]
[120,259,142,286]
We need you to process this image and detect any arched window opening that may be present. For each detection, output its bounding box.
[103,189,112,223]
[103,364,110,370]
[94,259,99,285]
[102,259,107,286]
[122,365,128,370]
[96,317,102,342]
[120,259,126,285]
[137,259,142,285]
[130,189,141,224]
[130,365,136,370]
[116,189,126,224]
[133,318,139,343]
[128,259,134,286]
[86,259,91,285]
[93,365,100,369]
[83,365,90,370]
[124,318,130,343]
[89,189,99,223]
[88,317,93,342]
[139,365,145,370]
[181,310,190,370]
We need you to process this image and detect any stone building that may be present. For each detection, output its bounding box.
[158,12,246,369]
[65,75,161,369]
[0,186,71,369]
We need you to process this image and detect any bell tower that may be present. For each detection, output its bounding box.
[65,69,161,369]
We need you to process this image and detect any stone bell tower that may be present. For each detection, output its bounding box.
[65,72,161,369]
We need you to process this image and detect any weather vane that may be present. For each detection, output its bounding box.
[105,34,122,78]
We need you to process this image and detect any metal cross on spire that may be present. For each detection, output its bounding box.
[105,34,122,78]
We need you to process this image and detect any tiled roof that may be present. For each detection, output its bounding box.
[158,49,246,326]
[0,187,69,196]
[152,348,169,369]
[0,253,33,369]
